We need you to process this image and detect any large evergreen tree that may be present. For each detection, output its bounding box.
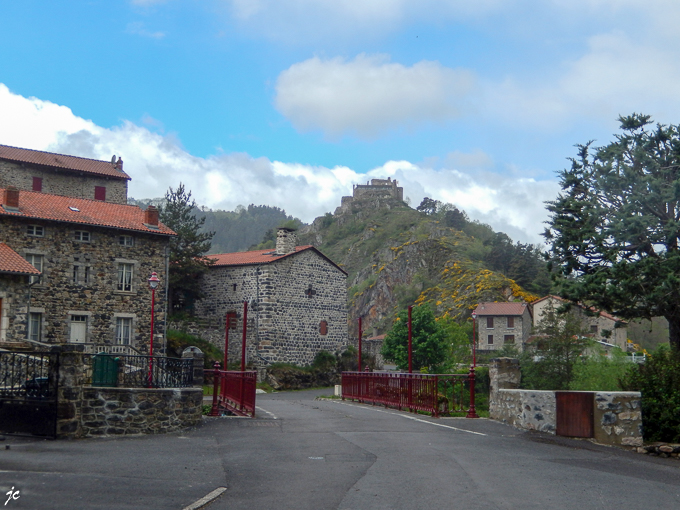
[160,184,214,313]
[545,114,680,349]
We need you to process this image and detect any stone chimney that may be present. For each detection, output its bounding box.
[276,227,297,255]
[115,157,124,171]
[4,186,19,208]
[144,205,159,226]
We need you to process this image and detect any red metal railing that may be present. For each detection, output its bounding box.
[341,370,478,418]
[207,363,257,418]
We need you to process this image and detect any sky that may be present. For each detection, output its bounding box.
[2,1,680,245]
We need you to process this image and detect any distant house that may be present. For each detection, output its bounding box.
[0,146,174,353]
[194,228,348,366]
[531,295,628,350]
[473,302,532,353]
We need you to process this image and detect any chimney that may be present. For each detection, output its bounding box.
[144,205,159,226]
[4,186,19,208]
[115,157,123,171]
[276,227,297,255]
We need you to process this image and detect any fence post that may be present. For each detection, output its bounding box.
[209,362,221,416]
[466,365,479,418]
[54,344,86,438]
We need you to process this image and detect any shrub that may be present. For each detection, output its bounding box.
[166,329,223,369]
[621,345,680,442]
[569,349,634,391]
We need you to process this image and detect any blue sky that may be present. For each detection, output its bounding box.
[2,1,680,245]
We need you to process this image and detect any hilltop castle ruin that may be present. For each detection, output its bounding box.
[335,178,404,215]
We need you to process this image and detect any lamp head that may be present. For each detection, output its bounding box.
[148,272,160,290]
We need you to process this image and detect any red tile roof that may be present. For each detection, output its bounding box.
[0,188,175,236]
[473,302,530,316]
[0,243,41,275]
[209,246,346,274]
[0,144,130,180]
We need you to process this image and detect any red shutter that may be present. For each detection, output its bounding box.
[94,186,106,201]
[32,177,42,192]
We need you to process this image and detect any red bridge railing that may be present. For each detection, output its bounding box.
[207,363,257,417]
[341,369,478,418]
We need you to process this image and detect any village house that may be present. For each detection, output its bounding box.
[194,228,348,366]
[531,295,629,350]
[0,146,174,353]
[473,302,532,353]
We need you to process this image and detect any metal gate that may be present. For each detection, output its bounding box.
[0,351,59,438]
[556,391,594,438]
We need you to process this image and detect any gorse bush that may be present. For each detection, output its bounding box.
[621,345,680,442]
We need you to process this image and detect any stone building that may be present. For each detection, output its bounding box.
[335,177,404,215]
[194,228,348,366]
[473,302,532,353]
[531,295,628,350]
[0,146,174,353]
[0,144,130,205]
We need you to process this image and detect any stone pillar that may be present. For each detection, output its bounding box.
[182,350,205,387]
[489,357,521,416]
[53,344,85,439]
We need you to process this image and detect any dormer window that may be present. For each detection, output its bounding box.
[74,231,90,242]
[27,225,44,237]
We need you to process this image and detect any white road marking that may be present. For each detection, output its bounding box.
[182,487,227,510]
[255,406,278,420]
[327,400,487,436]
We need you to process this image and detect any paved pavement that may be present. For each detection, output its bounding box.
[2,388,680,509]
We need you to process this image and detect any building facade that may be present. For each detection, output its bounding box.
[473,302,533,353]
[195,228,348,366]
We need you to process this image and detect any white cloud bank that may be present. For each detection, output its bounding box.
[0,83,556,244]
[275,54,475,139]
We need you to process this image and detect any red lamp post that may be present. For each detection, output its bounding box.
[358,317,362,372]
[408,306,413,374]
[147,272,160,387]
[471,311,477,368]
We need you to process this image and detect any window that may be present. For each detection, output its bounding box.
[26,254,43,284]
[232,284,237,292]
[117,263,133,292]
[32,177,42,192]
[319,320,328,335]
[115,317,132,345]
[84,266,90,284]
[27,225,44,237]
[70,315,87,343]
[28,312,42,341]
[226,311,238,330]
[507,316,514,328]
[487,334,494,345]
[504,335,515,344]
[118,235,134,247]
[486,317,494,328]
[94,186,106,201]
[73,265,79,284]
[74,231,90,242]
[590,325,598,334]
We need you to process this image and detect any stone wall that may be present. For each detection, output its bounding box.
[593,392,643,447]
[0,160,128,204]
[476,308,531,352]
[194,248,348,366]
[80,387,202,436]
[492,389,557,434]
[0,216,169,352]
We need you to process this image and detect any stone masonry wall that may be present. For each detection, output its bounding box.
[0,160,128,204]
[0,216,169,352]
[477,308,531,352]
[593,392,643,447]
[194,249,348,366]
[80,387,203,436]
[492,389,557,434]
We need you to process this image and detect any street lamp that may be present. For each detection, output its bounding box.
[148,272,160,387]
[471,311,477,368]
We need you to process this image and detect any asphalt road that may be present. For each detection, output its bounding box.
[1,388,679,509]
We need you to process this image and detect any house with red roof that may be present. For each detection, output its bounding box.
[0,146,174,353]
[531,295,628,350]
[472,302,533,353]
[194,228,348,366]
[0,144,130,205]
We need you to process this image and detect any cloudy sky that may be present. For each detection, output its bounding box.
[2,1,680,245]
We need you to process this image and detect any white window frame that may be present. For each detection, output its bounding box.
[27,225,44,237]
[115,317,133,345]
[119,235,134,247]
[25,253,43,285]
[69,315,88,343]
[117,263,134,292]
[28,312,42,341]
[74,231,91,242]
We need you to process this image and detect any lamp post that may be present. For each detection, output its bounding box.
[467,309,479,418]
[471,311,477,368]
[148,272,160,387]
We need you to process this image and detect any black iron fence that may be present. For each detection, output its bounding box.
[0,351,56,398]
[83,353,193,389]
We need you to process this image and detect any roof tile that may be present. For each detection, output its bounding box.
[0,243,41,275]
[474,302,530,316]
[0,144,130,180]
[209,246,346,274]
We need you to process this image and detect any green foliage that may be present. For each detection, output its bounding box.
[337,346,359,372]
[436,316,473,369]
[381,305,448,371]
[520,301,590,390]
[312,350,337,372]
[160,184,215,312]
[621,346,680,442]
[165,329,223,369]
[569,349,633,391]
[545,114,680,349]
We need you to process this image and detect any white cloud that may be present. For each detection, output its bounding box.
[275,54,475,139]
[0,84,553,244]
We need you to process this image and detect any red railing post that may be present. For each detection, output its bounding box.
[466,365,479,418]
[358,317,362,373]
[209,361,221,417]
